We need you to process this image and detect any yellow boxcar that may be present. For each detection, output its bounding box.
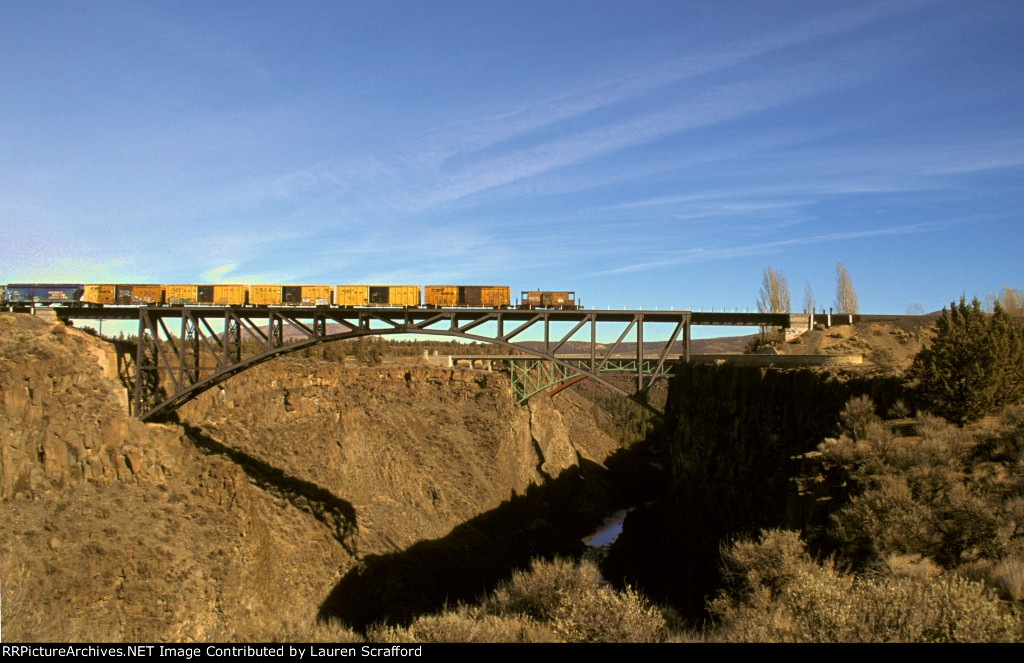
[250,285,332,306]
[425,285,510,308]
[335,285,420,307]
[424,285,458,307]
[520,291,578,310]
[84,284,116,305]
[166,284,248,306]
[84,284,165,305]
[120,284,164,305]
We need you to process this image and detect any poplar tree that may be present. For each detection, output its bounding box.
[835,262,858,314]
[758,266,790,315]
[985,285,1024,316]
[757,266,790,343]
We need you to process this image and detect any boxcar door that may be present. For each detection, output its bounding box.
[283,285,303,305]
[197,285,215,304]
[460,286,483,307]
[369,286,390,305]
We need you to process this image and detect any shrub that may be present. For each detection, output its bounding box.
[716,529,820,600]
[976,405,1024,463]
[0,552,77,642]
[263,617,364,643]
[850,574,1019,642]
[829,476,938,566]
[990,556,1024,602]
[484,557,598,622]
[366,609,559,643]
[708,530,1020,642]
[880,553,941,581]
[744,335,779,354]
[839,395,881,441]
[483,558,667,642]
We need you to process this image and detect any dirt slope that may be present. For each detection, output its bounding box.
[780,317,933,375]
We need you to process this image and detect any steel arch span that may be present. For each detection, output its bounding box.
[105,306,693,421]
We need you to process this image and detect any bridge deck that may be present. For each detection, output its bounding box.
[51,305,791,328]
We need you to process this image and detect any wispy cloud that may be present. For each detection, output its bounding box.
[431,0,915,164]
[593,223,939,276]
[295,3,920,217]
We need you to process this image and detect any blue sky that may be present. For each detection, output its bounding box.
[2,0,1022,316]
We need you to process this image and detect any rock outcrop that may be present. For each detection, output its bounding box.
[0,315,184,498]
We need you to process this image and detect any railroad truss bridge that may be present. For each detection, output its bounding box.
[54,306,792,421]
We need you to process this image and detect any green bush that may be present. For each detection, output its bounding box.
[911,297,1024,425]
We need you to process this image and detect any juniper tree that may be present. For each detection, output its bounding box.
[987,302,1024,407]
[910,297,1024,425]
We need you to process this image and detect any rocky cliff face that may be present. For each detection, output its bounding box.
[176,359,621,555]
[604,361,907,619]
[0,313,623,641]
[0,314,184,497]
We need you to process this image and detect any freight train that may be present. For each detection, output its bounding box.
[1,283,581,310]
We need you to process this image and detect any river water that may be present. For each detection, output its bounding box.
[582,508,632,566]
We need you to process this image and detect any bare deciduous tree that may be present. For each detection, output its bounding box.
[758,265,790,314]
[985,285,1024,316]
[835,262,858,314]
[756,266,790,344]
[804,282,815,315]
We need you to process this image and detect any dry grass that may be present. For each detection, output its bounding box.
[990,557,1024,602]
[0,551,77,642]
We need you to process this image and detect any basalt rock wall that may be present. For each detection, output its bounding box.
[605,362,906,618]
[176,359,621,555]
[0,314,623,640]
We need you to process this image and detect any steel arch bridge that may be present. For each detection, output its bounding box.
[53,305,791,421]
